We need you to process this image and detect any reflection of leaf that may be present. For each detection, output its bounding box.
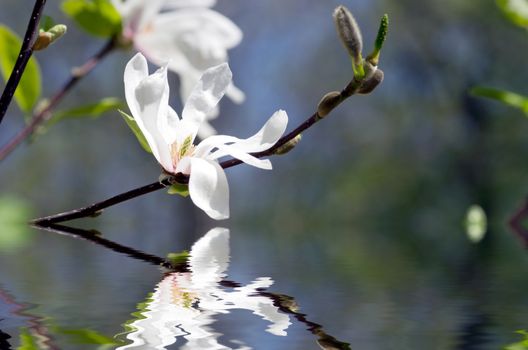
[0,196,34,252]
[61,0,122,38]
[505,330,528,349]
[166,250,190,265]
[119,109,152,153]
[497,0,528,28]
[47,97,124,127]
[18,328,39,350]
[0,25,42,114]
[116,292,155,340]
[54,327,121,348]
[471,86,528,115]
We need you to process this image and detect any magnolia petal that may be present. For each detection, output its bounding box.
[189,227,230,288]
[124,53,173,172]
[163,0,217,8]
[198,110,288,162]
[189,158,230,220]
[135,9,241,73]
[196,119,217,140]
[181,63,232,143]
[226,82,245,104]
[234,109,289,153]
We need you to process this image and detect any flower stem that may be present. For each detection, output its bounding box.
[0,37,117,161]
[31,76,365,225]
[0,0,47,126]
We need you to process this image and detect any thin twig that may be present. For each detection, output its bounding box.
[0,0,47,125]
[32,73,368,225]
[0,37,117,160]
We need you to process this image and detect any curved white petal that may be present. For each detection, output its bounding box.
[226,82,245,104]
[194,135,272,169]
[188,158,230,220]
[196,119,217,140]
[234,110,289,153]
[163,0,217,8]
[193,110,288,167]
[124,53,173,172]
[189,227,230,288]
[180,63,232,144]
[135,9,242,72]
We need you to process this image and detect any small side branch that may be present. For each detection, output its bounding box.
[0,37,117,161]
[0,0,47,125]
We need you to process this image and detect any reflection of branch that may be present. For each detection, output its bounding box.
[0,286,60,350]
[509,197,528,247]
[35,223,177,270]
[0,38,117,161]
[0,0,47,126]
[33,223,351,349]
[32,76,368,225]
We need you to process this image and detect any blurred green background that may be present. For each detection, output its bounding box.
[2,0,528,349]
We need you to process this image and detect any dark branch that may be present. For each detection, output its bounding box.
[31,64,373,225]
[0,0,47,125]
[0,37,117,161]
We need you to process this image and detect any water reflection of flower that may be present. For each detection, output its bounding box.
[118,228,291,349]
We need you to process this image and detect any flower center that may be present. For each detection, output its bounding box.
[170,135,195,169]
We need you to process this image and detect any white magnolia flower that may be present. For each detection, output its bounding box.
[112,0,244,138]
[124,53,288,220]
[118,228,291,349]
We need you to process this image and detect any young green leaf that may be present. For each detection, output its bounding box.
[40,15,57,32]
[61,0,122,38]
[118,109,152,153]
[496,0,528,28]
[167,183,190,197]
[0,25,42,114]
[471,86,528,115]
[0,195,34,252]
[48,97,124,126]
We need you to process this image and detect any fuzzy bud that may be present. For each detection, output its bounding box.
[317,91,343,118]
[358,69,384,94]
[274,134,302,155]
[333,5,364,78]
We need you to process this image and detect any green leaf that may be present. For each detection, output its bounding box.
[470,86,528,115]
[497,0,528,28]
[465,205,487,243]
[504,330,528,350]
[61,0,122,38]
[118,109,152,153]
[18,328,40,350]
[166,250,190,265]
[0,195,34,252]
[167,183,190,197]
[0,25,42,114]
[54,327,121,346]
[48,97,124,126]
[39,15,57,32]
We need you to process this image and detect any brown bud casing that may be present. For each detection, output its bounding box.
[275,134,302,155]
[317,91,343,118]
[358,69,384,94]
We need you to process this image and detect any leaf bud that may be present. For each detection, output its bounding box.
[333,5,364,79]
[358,68,384,94]
[367,14,389,66]
[274,134,302,155]
[32,24,67,51]
[317,91,343,118]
